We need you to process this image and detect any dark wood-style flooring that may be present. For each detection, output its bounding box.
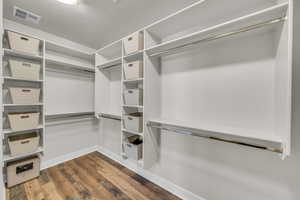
[7,152,182,200]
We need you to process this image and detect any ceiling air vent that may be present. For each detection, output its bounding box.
[13,6,41,24]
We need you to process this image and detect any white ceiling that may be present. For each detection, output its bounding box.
[4,0,197,49]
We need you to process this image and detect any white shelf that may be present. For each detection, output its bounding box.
[123,78,144,84]
[97,57,122,69]
[3,48,43,61]
[3,147,43,162]
[3,76,43,83]
[98,112,121,120]
[148,119,283,151]
[123,105,144,109]
[45,56,95,73]
[146,3,288,57]
[123,50,144,62]
[3,125,43,135]
[3,103,43,107]
[45,41,93,61]
[122,129,143,137]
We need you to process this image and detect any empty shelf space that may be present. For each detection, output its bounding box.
[3,76,43,83]
[3,125,44,135]
[3,48,43,60]
[45,41,93,61]
[146,3,288,57]
[97,57,122,70]
[3,147,43,163]
[148,119,283,153]
[122,129,143,136]
[45,56,95,73]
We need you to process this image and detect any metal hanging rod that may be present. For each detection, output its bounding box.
[149,16,287,57]
[45,112,95,121]
[98,113,121,121]
[147,122,283,154]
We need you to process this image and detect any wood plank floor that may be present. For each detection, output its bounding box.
[7,152,182,200]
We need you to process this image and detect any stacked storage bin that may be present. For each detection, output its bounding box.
[2,30,43,187]
[122,31,144,162]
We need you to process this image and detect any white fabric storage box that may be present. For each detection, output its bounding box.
[123,113,143,133]
[7,31,40,55]
[123,31,144,55]
[7,156,40,188]
[8,113,40,131]
[9,59,41,80]
[124,61,143,80]
[8,132,40,156]
[9,87,40,104]
[124,89,143,105]
[123,140,143,160]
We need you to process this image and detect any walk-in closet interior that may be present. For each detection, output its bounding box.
[0,0,300,199]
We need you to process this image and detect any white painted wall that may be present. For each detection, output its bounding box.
[3,20,99,172]
[98,2,300,200]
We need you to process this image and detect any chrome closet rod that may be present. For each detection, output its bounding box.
[45,112,95,120]
[147,123,283,154]
[98,113,121,121]
[149,16,287,57]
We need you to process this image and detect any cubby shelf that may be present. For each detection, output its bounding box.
[3,103,44,107]
[123,78,144,84]
[2,125,44,135]
[123,105,144,109]
[122,129,143,137]
[123,50,144,61]
[3,76,43,83]
[3,48,43,61]
[145,3,288,57]
[3,147,43,163]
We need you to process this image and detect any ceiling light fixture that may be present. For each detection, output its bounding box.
[56,0,78,5]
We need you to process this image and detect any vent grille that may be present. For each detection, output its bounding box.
[13,6,41,24]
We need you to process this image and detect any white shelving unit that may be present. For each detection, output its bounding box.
[95,0,293,165]
[1,29,46,169]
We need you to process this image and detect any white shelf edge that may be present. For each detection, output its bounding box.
[3,103,43,107]
[45,56,94,72]
[3,76,43,83]
[123,78,144,83]
[3,48,43,60]
[45,40,93,57]
[145,3,288,56]
[148,119,283,151]
[122,129,144,137]
[123,50,144,60]
[3,125,44,135]
[123,105,144,109]
[3,147,43,162]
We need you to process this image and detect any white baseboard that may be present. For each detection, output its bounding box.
[97,146,205,200]
[41,145,98,170]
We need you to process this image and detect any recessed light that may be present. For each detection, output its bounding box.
[56,0,78,5]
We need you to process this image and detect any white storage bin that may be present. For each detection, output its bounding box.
[124,61,143,80]
[9,59,41,81]
[8,113,40,131]
[123,113,143,133]
[8,132,40,156]
[123,136,143,160]
[9,87,41,104]
[123,31,144,55]
[124,89,143,105]
[7,156,40,188]
[7,31,40,55]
